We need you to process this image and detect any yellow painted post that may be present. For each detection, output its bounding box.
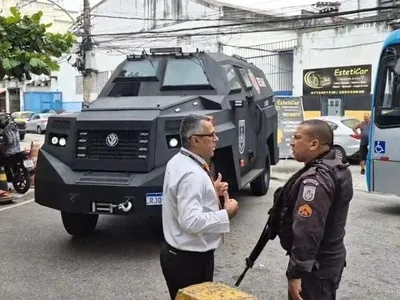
[175,282,258,300]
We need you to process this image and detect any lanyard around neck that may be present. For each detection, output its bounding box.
[180,150,211,175]
[180,149,223,210]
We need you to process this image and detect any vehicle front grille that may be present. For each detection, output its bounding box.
[75,130,150,160]
[52,120,70,130]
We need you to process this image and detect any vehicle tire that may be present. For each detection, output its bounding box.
[37,126,42,134]
[12,165,30,194]
[19,133,25,141]
[332,145,347,163]
[61,212,99,237]
[250,151,271,196]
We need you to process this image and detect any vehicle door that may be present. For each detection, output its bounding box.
[368,58,400,196]
[232,66,259,174]
[27,114,39,131]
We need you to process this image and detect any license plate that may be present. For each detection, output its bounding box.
[23,159,34,169]
[146,193,163,206]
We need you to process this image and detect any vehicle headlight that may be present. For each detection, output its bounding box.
[59,138,67,147]
[49,134,68,147]
[169,138,178,148]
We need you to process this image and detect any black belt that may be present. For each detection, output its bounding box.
[164,242,215,255]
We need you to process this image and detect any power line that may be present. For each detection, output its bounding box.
[90,4,400,38]
[92,15,397,42]
[89,4,316,22]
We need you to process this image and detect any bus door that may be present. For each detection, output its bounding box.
[368,51,400,196]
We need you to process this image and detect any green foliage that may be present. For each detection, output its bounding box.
[0,7,76,81]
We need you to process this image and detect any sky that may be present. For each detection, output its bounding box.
[63,0,102,11]
[62,0,317,14]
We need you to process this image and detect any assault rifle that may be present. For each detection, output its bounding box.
[234,186,284,287]
[234,159,336,287]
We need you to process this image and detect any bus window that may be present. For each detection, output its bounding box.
[375,60,400,127]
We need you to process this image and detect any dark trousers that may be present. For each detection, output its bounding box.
[288,272,341,300]
[160,242,214,300]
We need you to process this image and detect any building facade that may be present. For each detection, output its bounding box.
[56,0,399,121]
[0,0,78,112]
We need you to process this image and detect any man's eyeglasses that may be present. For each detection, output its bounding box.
[190,131,217,138]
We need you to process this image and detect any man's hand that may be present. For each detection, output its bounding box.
[223,191,239,219]
[288,279,303,300]
[214,173,228,196]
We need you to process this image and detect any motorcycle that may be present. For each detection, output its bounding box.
[3,150,34,194]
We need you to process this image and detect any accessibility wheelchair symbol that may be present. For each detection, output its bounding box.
[374,141,386,154]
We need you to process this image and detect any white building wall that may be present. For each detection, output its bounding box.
[57,0,392,102]
[293,22,391,96]
[60,0,226,102]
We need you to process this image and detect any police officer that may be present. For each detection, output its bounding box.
[279,119,353,300]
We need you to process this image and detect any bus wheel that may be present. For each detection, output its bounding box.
[332,146,347,163]
[61,212,98,237]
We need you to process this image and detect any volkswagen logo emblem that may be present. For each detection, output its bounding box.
[106,133,119,147]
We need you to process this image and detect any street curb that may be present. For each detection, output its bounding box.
[10,188,34,203]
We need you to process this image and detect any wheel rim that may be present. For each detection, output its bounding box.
[334,148,343,161]
[13,167,28,190]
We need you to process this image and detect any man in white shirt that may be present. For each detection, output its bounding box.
[160,113,239,300]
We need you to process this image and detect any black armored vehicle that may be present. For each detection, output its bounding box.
[35,47,279,237]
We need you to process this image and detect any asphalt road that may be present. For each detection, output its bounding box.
[1,161,399,299]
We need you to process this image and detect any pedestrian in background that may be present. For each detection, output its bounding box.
[160,113,239,300]
[275,119,353,300]
[352,113,370,175]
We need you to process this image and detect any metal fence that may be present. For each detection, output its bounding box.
[221,39,297,93]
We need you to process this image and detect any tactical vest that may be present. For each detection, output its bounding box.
[275,160,340,254]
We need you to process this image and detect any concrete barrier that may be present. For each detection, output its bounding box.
[175,282,258,300]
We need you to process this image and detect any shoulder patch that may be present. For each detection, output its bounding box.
[302,185,316,202]
[298,204,312,218]
[303,178,319,186]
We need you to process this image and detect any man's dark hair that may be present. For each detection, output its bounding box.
[300,119,334,148]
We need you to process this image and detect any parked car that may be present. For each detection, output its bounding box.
[26,113,52,134]
[11,111,35,122]
[311,116,361,162]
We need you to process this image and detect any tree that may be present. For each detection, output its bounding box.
[0,7,76,81]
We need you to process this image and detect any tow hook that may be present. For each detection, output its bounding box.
[118,201,133,212]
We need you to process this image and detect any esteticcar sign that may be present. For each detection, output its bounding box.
[303,64,372,96]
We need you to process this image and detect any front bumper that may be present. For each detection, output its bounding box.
[34,150,166,216]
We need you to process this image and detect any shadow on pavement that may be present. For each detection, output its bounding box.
[60,215,165,258]
[371,204,400,216]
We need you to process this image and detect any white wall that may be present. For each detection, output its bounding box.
[57,0,226,101]
[293,22,391,96]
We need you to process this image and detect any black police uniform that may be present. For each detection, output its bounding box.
[281,150,353,300]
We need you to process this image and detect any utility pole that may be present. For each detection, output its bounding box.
[82,0,92,106]
[74,0,94,108]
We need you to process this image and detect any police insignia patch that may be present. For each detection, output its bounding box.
[302,185,316,202]
[298,204,312,218]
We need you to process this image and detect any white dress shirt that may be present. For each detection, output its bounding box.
[162,147,230,252]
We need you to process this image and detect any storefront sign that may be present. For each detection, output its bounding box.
[303,64,372,96]
[275,96,304,158]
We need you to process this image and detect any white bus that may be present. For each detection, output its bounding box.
[367,29,400,196]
